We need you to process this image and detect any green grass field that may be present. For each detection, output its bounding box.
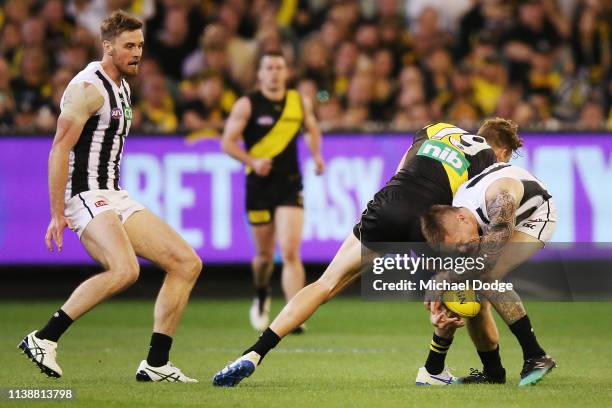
[1,298,611,407]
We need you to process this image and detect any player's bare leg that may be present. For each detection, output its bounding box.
[19,211,139,377]
[452,301,506,384]
[213,233,367,386]
[478,230,555,385]
[123,209,201,382]
[275,206,306,301]
[63,211,140,318]
[269,232,363,337]
[249,222,275,330]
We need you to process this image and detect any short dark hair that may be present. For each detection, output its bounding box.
[477,117,523,152]
[257,49,285,68]
[100,10,143,42]
[420,205,457,245]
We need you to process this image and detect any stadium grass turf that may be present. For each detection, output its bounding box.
[1,299,611,407]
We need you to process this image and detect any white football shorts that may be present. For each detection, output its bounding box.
[64,189,145,237]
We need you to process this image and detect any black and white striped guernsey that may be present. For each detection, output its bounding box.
[452,163,553,230]
[61,61,132,200]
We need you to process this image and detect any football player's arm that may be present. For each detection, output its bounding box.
[220,96,271,176]
[478,178,524,265]
[46,82,104,251]
[301,94,325,175]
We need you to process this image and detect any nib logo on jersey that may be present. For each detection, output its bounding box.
[417,140,469,175]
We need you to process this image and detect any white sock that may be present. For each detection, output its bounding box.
[242,351,261,366]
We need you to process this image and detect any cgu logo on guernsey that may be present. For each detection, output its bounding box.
[417,140,469,175]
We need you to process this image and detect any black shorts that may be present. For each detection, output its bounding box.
[246,174,303,225]
[352,182,449,246]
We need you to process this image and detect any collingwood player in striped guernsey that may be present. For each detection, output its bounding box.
[419,162,558,386]
[18,11,201,383]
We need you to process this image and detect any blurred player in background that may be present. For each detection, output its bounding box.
[213,121,502,387]
[221,50,324,332]
[18,11,201,383]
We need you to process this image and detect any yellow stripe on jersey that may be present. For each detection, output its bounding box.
[425,122,471,195]
[443,162,469,194]
[246,89,303,173]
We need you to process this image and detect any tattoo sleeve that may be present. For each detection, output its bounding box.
[424,190,526,324]
[480,190,516,269]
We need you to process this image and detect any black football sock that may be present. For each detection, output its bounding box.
[146,332,173,367]
[36,309,74,342]
[243,327,281,364]
[509,315,546,360]
[424,333,453,375]
[256,287,270,313]
[477,346,505,377]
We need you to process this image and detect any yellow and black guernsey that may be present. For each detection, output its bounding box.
[354,122,497,244]
[243,89,304,225]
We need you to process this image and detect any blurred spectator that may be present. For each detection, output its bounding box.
[578,100,606,129]
[0,57,17,128]
[1,22,22,76]
[299,36,333,91]
[503,0,563,85]
[42,0,76,51]
[571,1,611,82]
[472,54,508,116]
[341,73,375,129]
[411,7,452,58]
[10,47,51,129]
[455,0,513,60]
[317,96,344,130]
[36,67,75,131]
[146,6,199,81]
[333,41,359,99]
[137,73,178,132]
[181,73,228,133]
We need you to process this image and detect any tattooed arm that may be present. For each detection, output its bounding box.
[479,179,523,268]
[425,178,527,324]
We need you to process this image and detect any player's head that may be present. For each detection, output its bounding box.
[477,117,523,163]
[257,50,288,92]
[100,10,144,77]
[421,205,480,254]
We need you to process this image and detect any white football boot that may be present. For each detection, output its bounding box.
[18,331,63,378]
[136,360,198,383]
[415,366,456,385]
[249,295,271,331]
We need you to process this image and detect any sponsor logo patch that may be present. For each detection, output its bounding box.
[257,116,274,126]
[94,200,109,208]
[417,140,470,175]
[111,108,123,119]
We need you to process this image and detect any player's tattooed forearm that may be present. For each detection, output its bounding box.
[480,190,516,261]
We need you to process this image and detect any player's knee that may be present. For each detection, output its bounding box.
[253,252,274,267]
[314,275,337,299]
[280,246,300,264]
[109,261,140,291]
[169,247,202,282]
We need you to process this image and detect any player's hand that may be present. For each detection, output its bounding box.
[45,215,73,252]
[252,158,272,177]
[313,154,325,175]
[429,306,465,329]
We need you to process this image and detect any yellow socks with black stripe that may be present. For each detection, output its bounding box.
[425,333,453,375]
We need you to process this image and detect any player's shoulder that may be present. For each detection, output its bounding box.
[66,62,106,94]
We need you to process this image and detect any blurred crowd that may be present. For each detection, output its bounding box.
[0,0,610,134]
